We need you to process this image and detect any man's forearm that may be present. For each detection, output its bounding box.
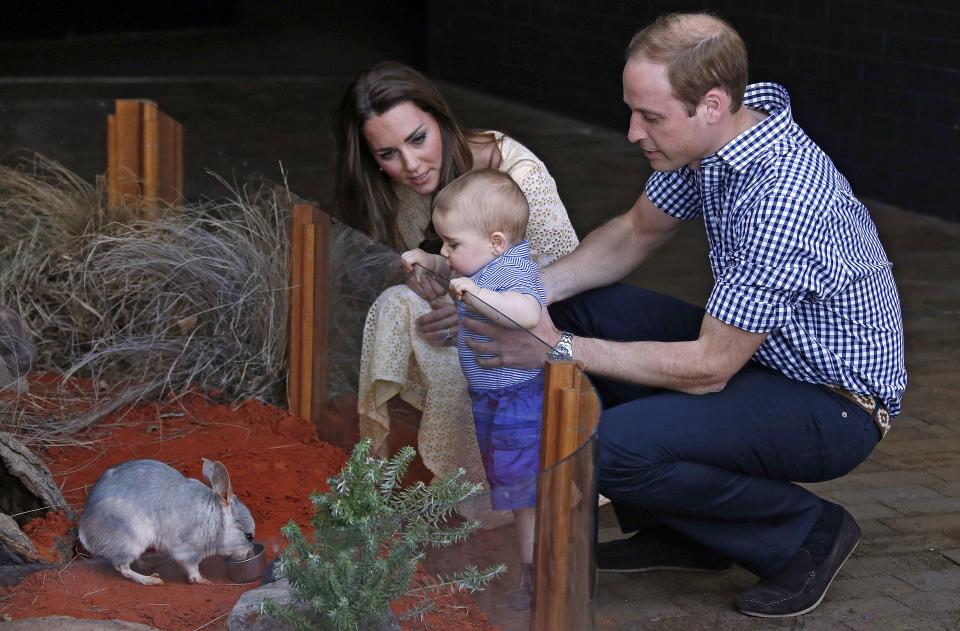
[575,336,726,394]
[542,214,647,303]
[569,314,768,395]
[543,197,680,304]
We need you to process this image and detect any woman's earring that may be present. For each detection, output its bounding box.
[378,167,385,173]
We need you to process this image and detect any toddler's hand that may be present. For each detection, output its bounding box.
[401,248,429,280]
[449,277,479,301]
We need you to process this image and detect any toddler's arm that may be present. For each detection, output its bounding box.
[401,248,451,281]
[449,277,541,330]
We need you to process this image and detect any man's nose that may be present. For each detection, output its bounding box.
[627,116,646,144]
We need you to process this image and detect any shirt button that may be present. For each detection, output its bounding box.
[841,411,848,418]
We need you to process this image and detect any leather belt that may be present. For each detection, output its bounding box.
[823,384,890,439]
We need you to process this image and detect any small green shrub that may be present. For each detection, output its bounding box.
[263,439,506,631]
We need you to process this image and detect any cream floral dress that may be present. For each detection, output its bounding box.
[357,132,579,526]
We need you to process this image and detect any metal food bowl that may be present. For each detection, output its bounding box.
[225,542,266,583]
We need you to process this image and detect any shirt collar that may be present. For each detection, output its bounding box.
[472,239,530,279]
[702,82,793,173]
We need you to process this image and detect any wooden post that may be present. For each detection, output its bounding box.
[287,204,330,425]
[107,99,183,211]
[532,360,599,631]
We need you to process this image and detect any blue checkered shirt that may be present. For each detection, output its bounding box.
[646,83,906,416]
[458,240,546,391]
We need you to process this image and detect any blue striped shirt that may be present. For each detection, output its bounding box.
[458,240,547,391]
[646,83,906,416]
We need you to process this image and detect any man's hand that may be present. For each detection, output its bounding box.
[415,298,458,347]
[465,309,562,370]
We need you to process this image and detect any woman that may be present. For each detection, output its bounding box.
[335,62,578,525]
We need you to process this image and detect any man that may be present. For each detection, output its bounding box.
[467,12,906,617]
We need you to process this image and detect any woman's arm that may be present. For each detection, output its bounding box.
[502,141,579,267]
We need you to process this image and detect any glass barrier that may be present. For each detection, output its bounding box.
[0,95,599,631]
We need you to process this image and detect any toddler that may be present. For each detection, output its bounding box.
[402,168,545,610]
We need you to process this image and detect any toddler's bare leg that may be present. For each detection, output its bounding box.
[514,507,536,564]
[509,507,537,611]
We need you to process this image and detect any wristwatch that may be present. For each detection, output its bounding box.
[547,331,574,361]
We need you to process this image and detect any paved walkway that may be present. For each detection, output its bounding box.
[3,74,959,630]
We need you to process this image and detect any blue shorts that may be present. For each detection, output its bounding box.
[469,372,544,511]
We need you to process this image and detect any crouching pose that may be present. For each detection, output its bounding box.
[465,12,906,618]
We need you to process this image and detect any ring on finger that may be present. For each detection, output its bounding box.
[442,328,455,343]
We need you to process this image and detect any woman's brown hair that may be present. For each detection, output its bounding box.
[334,61,474,250]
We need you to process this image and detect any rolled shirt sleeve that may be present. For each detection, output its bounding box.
[645,169,702,221]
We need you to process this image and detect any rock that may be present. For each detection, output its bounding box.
[228,578,297,631]
[0,561,57,588]
[228,579,401,631]
[0,616,160,630]
[0,512,42,564]
[0,305,35,394]
[0,432,74,525]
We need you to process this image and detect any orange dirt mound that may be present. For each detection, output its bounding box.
[20,510,73,563]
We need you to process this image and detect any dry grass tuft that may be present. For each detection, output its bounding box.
[0,152,402,449]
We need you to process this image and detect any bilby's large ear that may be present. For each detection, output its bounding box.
[201,458,233,505]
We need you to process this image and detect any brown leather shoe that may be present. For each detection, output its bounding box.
[736,508,860,617]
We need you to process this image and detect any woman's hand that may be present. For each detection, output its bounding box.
[405,268,448,303]
[415,298,459,347]
[465,309,562,370]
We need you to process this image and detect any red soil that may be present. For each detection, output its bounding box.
[0,390,497,631]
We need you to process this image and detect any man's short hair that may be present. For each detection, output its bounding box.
[433,169,529,244]
[625,12,748,115]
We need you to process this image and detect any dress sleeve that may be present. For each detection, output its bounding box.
[502,143,579,267]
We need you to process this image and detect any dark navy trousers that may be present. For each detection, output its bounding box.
[549,284,880,578]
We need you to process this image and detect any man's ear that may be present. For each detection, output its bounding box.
[701,87,728,123]
[490,231,507,255]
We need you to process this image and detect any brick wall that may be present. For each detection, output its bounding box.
[428,1,960,222]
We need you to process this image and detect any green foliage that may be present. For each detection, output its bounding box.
[262,439,506,631]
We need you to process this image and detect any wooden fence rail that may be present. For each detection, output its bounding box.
[533,360,600,631]
[287,204,330,424]
[107,99,183,213]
